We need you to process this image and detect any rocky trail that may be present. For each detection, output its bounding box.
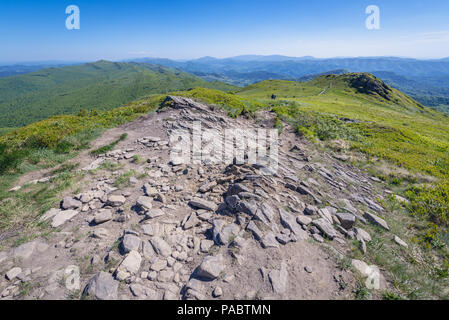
[0,96,402,300]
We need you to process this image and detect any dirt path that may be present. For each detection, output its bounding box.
[0,97,392,300]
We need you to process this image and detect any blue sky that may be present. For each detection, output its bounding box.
[1,0,449,63]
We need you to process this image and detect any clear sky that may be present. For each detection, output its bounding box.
[1,0,449,63]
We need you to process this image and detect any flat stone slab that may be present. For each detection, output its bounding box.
[279,209,308,240]
[61,197,82,210]
[188,198,217,211]
[121,234,141,254]
[145,209,165,219]
[268,262,288,294]
[6,267,22,281]
[312,218,337,240]
[364,212,390,230]
[136,196,153,210]
[394,235,408,248]
[94,209,113,224]
[115,250,142,280]
[40,208,61,222]
[51,210,79,228]
[13,241,37,260]
[150,237,172,257]
[107,195,126,207]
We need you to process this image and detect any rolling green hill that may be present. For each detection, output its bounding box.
[237,73,449,179]
[0,60,236,128]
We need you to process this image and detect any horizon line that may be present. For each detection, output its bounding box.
[2,54,449,66]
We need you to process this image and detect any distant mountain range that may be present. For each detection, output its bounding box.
[2,55,449,129]
[129,55,449,77]
[127,56,449,110]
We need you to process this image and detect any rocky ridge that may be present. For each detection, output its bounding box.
[0,96,403,300]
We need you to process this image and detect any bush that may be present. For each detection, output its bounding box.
[406,181,449,226]
[0,143,29,174]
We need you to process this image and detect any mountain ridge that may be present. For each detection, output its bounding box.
[0,60,236,128]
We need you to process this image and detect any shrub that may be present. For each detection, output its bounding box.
[0,143,29,174]
[406,181,449,226]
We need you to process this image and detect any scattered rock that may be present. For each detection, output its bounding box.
[107,195,126,207]
[279,209,308,240]
[196,254,225,280]
[40,208,61,222]
[236,200,258,216]
[351,259,371,277]
[304,205,318,215]
[354,227,372,242]
[200,240,214,253]
[130,283,157,299]
[83,271,118,300]
[213,286,223,298]
[364,212,390,231]
[275,233,291,245]
[312,218,337,240]
[296,215,312,226]
[394,235,408,248]
[94,209,113,224]
[145,208,165,219]
[150,237,172,257]
[262,232,280,248]
[143,184,158,197]
[150,258,168,272]
[217,223,240,245]
[51,210,78,228]
[136,196,153,210]
[227,183,251,196]
[5,267,22,281]
[268,262,288,294]
[199,181,217,193]
[335,212,356,230]
[246,221,264,240]
[183,213,199,230]
[312,233,325,243]
[121,234,141,254]
[189,198,217,211]
[115,250,142,280]
[61,197,82,210]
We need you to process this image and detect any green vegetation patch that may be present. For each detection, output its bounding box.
[0,94,164,175]
[91,133,128,156]
[406,182,449,227]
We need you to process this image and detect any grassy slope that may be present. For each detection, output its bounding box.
[237,75,449,179]
[0,60,236,128]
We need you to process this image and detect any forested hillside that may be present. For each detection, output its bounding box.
[0,61,236,128]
